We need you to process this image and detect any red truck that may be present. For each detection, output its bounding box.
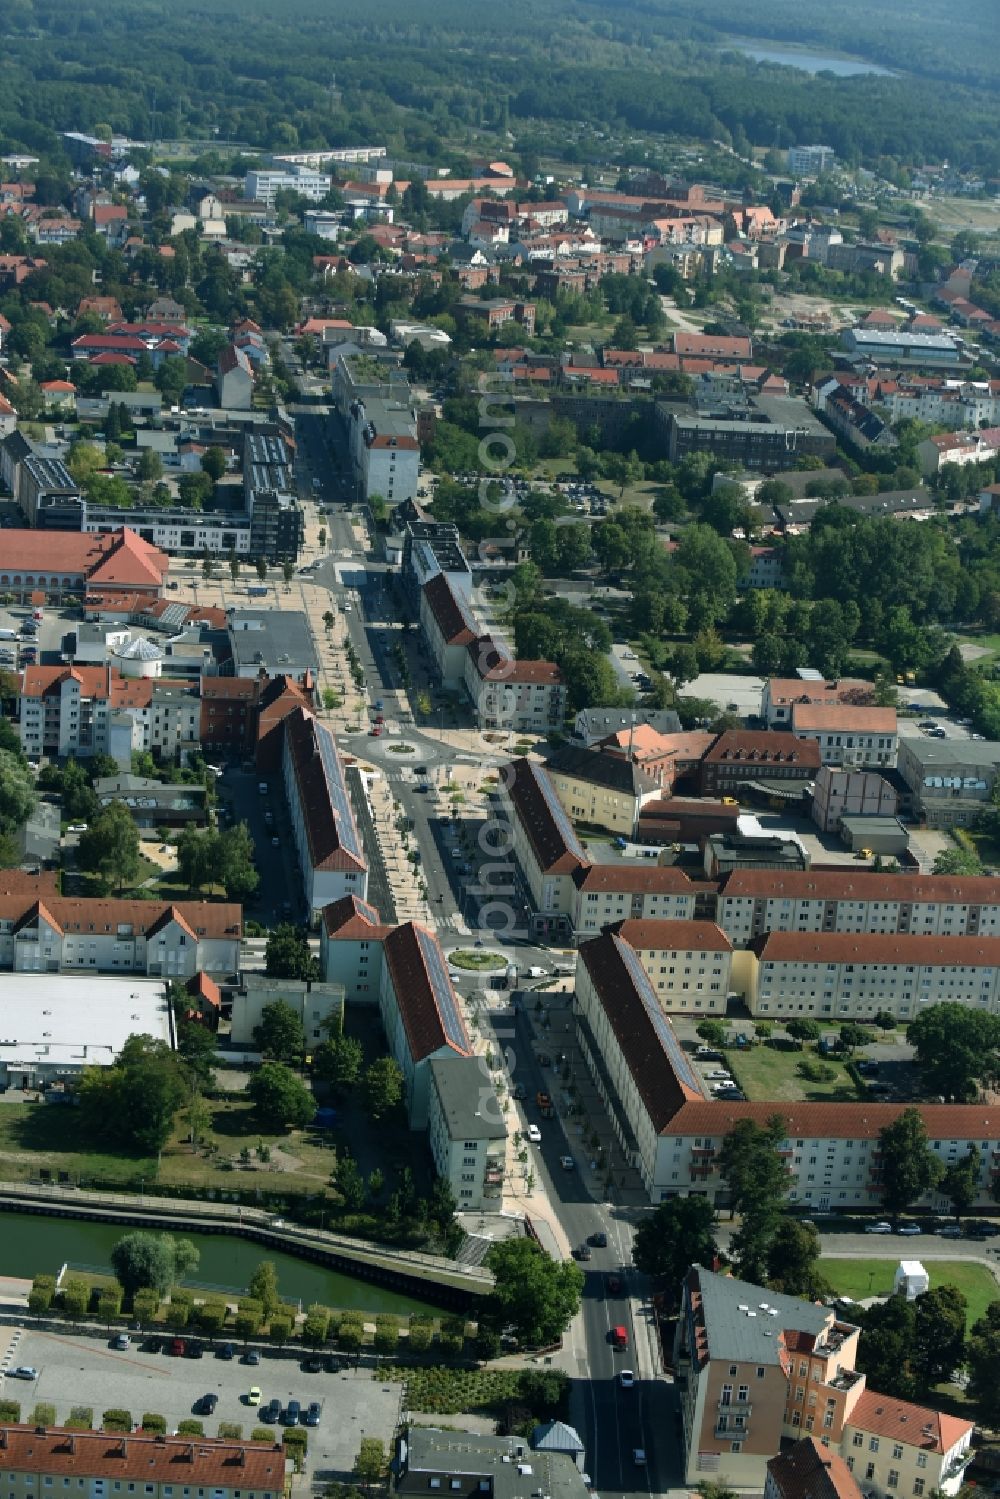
[535,1091,554,1119]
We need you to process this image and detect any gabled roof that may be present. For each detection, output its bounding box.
[790,702,896,733]
[718,868,1000,905]
[0,893,241,941]
[848,1389,972,1454]
[321,893,390,940]
[422,572,477,646]
[282,707,365,873]
[383,922,472,1063]
[547,743,657,796]
[767,1437,863,1499]
[503,759,587,875]
[609,917,731,952]
[751,929,1000,968]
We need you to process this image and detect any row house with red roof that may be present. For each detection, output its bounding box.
[18,664,200,766]
[0,881,241,977]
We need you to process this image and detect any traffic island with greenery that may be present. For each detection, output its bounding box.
[448,950,506,972]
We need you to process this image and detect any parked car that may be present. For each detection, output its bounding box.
[896,1223,922,1235]
[195,1393,218,1415]
[10,1367,38,1380]
[282,1400,301,1426]
[936,1223,962,1238]
[247,1387,261,1406]
[260,1400,282,1424]
[322,1355,341,1373]
[305,1402,321,1427]
[218,1343,235,1360]
[112,1333,130,1349]
[573,1244,592,1261]
[243,1349,261,1365]
[865,1221,893,1234]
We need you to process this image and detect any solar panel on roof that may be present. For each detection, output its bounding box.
[416,927,470,1052]
[531,764,586,859]
[616,939,702,1093]
[315,723,363,860]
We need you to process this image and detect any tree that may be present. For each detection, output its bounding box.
[137,447,163,482]
[361,1057,404,1120]
[933,846,984,876]
[942,1146,981,1220]
[877,1108,944,1219]
[79,1035,187,1153]
[354,1437,386,1491]
[766,1220,830,1299]
[229,554,240,585]
[912,1284,967,1395]
[632,1196,717,1305]
[337,1154,365,1211]
[252,1000,306,1063]
[247,1063,316,1130]
[201,446,227,481]
[786,1018,822,1041]
[265,923,319,980]
[255,559,268,582]
[696,1020,726,1048]
[0,749,35,835]
[908,1005,1000,1102]
[110,1234,175,1299]
[967,1301,1000,1425]
[77,801,142,894]
[484,1238,583,1348]
[312,1034,363,1094]
[717,1115,789,1283]
[282,561,295,585]
[838,1024,871,1057]
[247,1262,280,1320]
[856,1294,917,1400]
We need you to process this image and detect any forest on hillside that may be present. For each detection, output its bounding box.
[0,0,997,176]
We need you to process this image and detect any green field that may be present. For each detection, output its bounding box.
[727,1046,862,1103]
[819,1258,1000,1330]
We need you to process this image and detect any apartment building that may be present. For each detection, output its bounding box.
[675,1266,972,1495]
[280,707,368,915]
[545,743,660,836]
[571,864,701,936]
[789,704,897,768]
[699,732,821,797]
[573,922,1000,1206]
[762,678,876,729]
[19,666,200,767]
[606,917,734,1014]
[746,930,1000,1020]
[715,868,1000,945]
[419,573,478,688]
[427,1055,506,1210]
[0,1427,287,1499]
[0,889,241,977]
[496,759,588,933]
[330,351,420,505]
[395,1426,591,1499]
[464,640,567,734]
[230,975,345,1049]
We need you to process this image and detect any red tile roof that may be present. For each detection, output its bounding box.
[790,703,896,733]
[767,1437,862,1499]
[422,573,477,646]
[703,730,822,769]
[848,1389,972,1454]
[504,759,587,875]
[383,921,472,1062]
[572,864,697,895]
[674,331,752,359]
[0,528,168,592]
[282,707,365,873]
[751,929,1000,968]
[0,1427,284,1489]
[2,894,241,941]
[611,917,732,951]
[719,868,1000,904]
[321,893,390,940]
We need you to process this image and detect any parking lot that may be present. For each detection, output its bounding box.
[0,1330,402,1482]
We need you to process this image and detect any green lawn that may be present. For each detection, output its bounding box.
[727,1046,862,1103]
[449,950,506,971]
[819,1258,999,1330]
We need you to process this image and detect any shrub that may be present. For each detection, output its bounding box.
[140,1414,166,1435]
[98,1288,123,1320]
[102,1410,133,1433]
[133,1289,161,1324]
[62,1278,91,1319]
[176,1420,204,1437]
[252,1427,273,1443]
[338,1313,364,1352]
[373,1314,399,1357]
[195,1302,227,1336]
[269,1315,292,1344]
[282,1429,308,1471]
[439,1315,466,1357]
[476,1326,501,1361]
[218,1423,243,1440]
[235,1299,263,1339]
[797,1058,837,1084]
[302,1304,331,1347]
[407,1317,433,1354]
[164,1301,190,1330]
[0,1402,20,1423]
[30,1403,57,1427]
[67,1407,93,1430]
[28,1275,56,1314]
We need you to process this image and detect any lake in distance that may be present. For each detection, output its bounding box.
[723,38,896,77]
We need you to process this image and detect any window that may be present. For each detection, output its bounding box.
[730,1443,742,1454]
[450,1484,462,1491]
[893,1446,904,1461]
[888,1473,900,1490]
[429,1483,441,1491]
[866,1466,876,1483]
[756,1366,765,1378]
[721,1385,732,1405]
[916,1455,928,1470]
[853,1434,864,1449]
[870,1438,880,1453]
[913,1483,925,1496]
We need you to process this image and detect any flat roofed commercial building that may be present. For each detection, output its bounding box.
[0,974,170,1089]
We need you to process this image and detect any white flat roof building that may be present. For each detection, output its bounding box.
[0,974,171,1089]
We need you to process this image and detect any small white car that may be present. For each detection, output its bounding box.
[11,1367,38,1380]
[865,1221,893,1234]
[67,823,88,834]
[527,1124,542,1143]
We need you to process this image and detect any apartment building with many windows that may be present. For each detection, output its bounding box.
[605,918,734,1014]
[280,707,368,915]
[427,1055,506,1211]
[789,704,898,768]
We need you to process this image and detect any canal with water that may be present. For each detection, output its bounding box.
[0,1210,436,1316]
